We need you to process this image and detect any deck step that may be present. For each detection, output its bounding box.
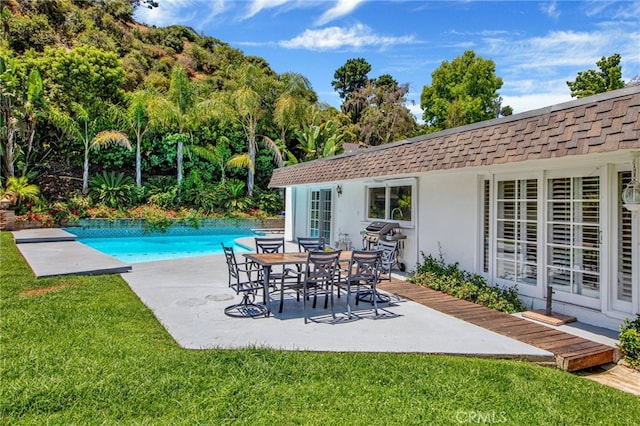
[378,281,620,372]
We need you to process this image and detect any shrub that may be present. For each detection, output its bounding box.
[254,189,284,215]
[89,172,136,209]
[618,315,640,370]
[409,252,525,314]
[127,205,175,233]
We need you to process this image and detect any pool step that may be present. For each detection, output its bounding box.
[13,229,132,278]
[13,228,78,243]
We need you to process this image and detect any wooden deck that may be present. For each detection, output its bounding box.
[378,280,621,372]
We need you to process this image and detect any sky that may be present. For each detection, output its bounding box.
[134,0,640,121]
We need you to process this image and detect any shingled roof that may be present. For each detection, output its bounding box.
[269,85,640,188]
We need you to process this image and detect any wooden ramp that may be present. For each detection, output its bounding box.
[378,280,620,372]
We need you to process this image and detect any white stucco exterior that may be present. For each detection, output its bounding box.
[281,149,639,331]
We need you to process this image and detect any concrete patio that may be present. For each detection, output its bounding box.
[11,228,556,358]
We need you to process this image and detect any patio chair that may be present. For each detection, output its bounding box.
[255,236,299,296]
[297,236,326,252]
[221,243,268,318]
[338,250,384,318]
[301,250,342,323]
[374,239,399,281]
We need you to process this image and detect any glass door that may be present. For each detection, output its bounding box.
[546,176,601,308]
[310,189,332,240]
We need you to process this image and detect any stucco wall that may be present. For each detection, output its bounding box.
[417,172,480,272]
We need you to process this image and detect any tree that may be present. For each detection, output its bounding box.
[332,58,371,124]
[0,55,46,180]
[349,76,417,146]
[49,104,131,194]
[264,72,314,167]
[148,65,198,189]
[420,50,507,132]
[119,90,154,187]
[0,55,18,179]
[208,63,282,197]
[567,54,625,98]
[22,45,126,185]
[190,140,232,184]
[1,175,39,207]
[294,114,344,162]
[331,58,371,100]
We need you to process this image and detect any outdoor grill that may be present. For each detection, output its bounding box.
[361,221,406,247]
[361,221,407,272]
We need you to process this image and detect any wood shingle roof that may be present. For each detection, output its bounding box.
[269,86,640,188]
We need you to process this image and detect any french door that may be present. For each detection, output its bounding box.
[546,175,601,308]
[310,189,332,240]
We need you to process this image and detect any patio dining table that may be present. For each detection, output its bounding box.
[243,250,352,315]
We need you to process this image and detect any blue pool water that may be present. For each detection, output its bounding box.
[74,233,251,263]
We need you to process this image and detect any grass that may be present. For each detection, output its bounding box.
[1,232,639,425]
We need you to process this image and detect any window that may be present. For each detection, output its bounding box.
[546,176,600,298]
[366,182,413,223]
[368,187,386,219]
[495,179,538,285]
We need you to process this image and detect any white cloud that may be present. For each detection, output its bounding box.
[134,0,225,28]
[481,29,634,73]
[316,0,366,26]
[280,23,416,50]
[243,0,290,20]
[540,1,560,20]
[502,92,573,115]
[405,101,424,124]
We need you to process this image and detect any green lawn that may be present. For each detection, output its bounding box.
[1,232,638,425]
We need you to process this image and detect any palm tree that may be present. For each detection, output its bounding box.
[208,64,284,196]
[49,104,131,194]
[149,65,209,189]
[124,90,153,187]
[189,140,231,184]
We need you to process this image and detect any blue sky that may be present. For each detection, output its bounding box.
[135,1,640,120]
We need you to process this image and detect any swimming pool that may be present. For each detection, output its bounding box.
[63,219,275,263]
[74,233,252,263]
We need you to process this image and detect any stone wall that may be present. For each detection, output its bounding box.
[0,210,16,231]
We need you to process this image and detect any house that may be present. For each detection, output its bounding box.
[269,86,640,331]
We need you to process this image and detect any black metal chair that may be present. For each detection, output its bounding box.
[339,250,384,318]
[221,243,268,318]
[374,240,399,281]
[301,250,342,323]
[297,236,326,252]
[255,236,287,254]
[255,237,300,312]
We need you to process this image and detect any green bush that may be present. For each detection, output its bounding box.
[254,189,284,215]
[618,315,640,370]
[89,171,136,208]
[409,252,525,314]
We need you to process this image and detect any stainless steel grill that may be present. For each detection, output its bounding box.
[362,221,406,246]
[361,221,407,272]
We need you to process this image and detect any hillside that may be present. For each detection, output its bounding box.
[3,0,275,96]
[2,0,324,202]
